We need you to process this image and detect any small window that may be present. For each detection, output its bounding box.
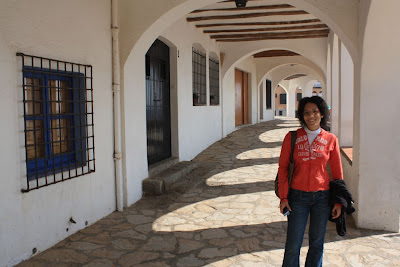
[297,93,302,101]
[266,80,272,109]
[209,57,220,106]
[192,48,206,106]
[275,94,277,98]
[280,94,286,104]
[18,53,95,192]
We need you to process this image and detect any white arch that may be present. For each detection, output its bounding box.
[221,38,328,80]
[267,64,325,118]
[274,84,289,117]
[255,54,326,87]
[118,0,361,208]
[267,64,325,91]
[122,34,184,205]
[119,0,359,68]
[277,83,289,94]
[285,0,358,63]
[304,79,320,98]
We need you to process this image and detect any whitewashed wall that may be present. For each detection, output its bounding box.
[222,57,258,137]
[122,17,222,206]
[0,1,115,266]
[161,18,223,160]
[259,78,275,122]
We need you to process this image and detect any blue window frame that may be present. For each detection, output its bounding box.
[18,53,95,192]
[23,67,87,180]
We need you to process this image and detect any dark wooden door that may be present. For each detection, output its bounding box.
[243,72,249,125]
[235,69,243,126]
[235,69,249,126]
[146,39,171,165]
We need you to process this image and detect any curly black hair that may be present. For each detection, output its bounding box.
[297,96,329,130]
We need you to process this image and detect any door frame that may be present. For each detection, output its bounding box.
[235,68,250,127]
[158,37,179,160]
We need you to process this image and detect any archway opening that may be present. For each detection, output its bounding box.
[274,84,288,117]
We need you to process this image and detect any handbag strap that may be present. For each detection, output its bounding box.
[289,130,297,163]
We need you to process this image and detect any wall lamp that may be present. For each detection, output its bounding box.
[235,0,248,8]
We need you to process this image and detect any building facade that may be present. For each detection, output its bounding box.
[0,0,399,265]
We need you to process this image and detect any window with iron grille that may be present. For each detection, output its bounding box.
[280,93,287,104]
[266,80,272,109]
[209,57,220,106]
[17,53,95,192]
[192,48,206,106]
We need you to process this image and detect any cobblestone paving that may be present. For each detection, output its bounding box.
[18,118,400,267]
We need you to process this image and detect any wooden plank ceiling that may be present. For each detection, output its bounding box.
[284,73,307,80]
[186,0,330,43]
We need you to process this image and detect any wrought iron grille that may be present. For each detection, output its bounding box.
[17,53,95,192]
[209,58,220,106]
[192,48,206,106]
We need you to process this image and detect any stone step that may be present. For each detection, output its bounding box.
[148,157,179,177]
[142,161,197,196]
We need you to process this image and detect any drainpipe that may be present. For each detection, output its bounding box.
[112,0,124,211]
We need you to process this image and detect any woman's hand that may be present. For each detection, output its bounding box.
[332,205,342,219]
[280,200,291,214]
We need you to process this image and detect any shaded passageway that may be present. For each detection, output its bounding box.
[18,118,400,267]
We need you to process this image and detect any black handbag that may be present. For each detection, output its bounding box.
[275,131,297,198]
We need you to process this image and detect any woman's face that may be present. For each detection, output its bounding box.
[303,102,323,131]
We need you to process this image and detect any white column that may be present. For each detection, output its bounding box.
[331,35,340,137]
[358,0,400,232]
[339,42,353,146]
[303,81,315,97]
[326,41,332,106]
[259,81,264,120]
[287,80,297,118]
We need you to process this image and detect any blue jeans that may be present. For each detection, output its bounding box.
[282,189,331,267]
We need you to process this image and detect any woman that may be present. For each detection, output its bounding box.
[278,96,343,267]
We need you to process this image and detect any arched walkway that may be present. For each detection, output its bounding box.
[17,119,400,266]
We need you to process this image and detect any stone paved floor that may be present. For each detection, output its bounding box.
[18,118,400,267]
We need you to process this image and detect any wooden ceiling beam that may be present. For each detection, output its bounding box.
[187,10,308,22]
[216,34,329,42]
[210,29,330,39]
[285,74,307,80]
[254,50,300,58]
[204,24,328,33]
[195,19,321,28]
[191,4,293,13]
[218,0,265,3]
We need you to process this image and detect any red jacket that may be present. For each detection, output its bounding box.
[278,127,343,200]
